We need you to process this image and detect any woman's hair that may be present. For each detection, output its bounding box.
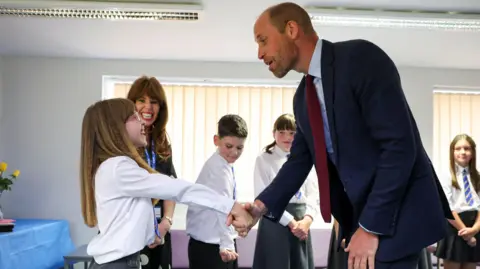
[449,133,480,191]
[80,98,158,227]
[127,76,171,159]
[264,113,296,154]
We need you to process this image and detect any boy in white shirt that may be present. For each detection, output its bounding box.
[186,114,248,269]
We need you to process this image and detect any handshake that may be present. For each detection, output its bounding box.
[225,200,313,240]
[225,200,267,237]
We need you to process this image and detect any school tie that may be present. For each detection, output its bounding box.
[463,169,474,206]
[305,74,331,222]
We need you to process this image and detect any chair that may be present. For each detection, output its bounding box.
[63,244,93,269]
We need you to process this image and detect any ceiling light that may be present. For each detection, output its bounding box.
[306,7,480,31]
[0,0,202,21]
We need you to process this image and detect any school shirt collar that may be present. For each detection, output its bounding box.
[307,39,323,79]
[215,149,234,167]
[455,163,469,174]
[273,145,290,158]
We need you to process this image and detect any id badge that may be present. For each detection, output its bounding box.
[154,207,162,219]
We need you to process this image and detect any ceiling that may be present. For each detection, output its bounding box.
[0,0,480,69]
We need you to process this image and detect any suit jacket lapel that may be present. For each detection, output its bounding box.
[321,40,338,162]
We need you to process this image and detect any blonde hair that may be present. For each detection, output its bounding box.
[80,98,158,227]
[449,133,480,191]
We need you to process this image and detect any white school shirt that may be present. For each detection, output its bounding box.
[440,164,480,213]
[186,152,238,251]
[254,145,320,226]
[87,156,235,264]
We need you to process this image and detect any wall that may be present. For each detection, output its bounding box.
[0,57,3,159]
[0,56,479,248]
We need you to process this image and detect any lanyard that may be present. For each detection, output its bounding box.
[145,139,161,238]
[144,138,156,169]
[231,166,236,200]
[287,153,302,199]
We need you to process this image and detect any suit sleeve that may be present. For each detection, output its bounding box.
[350,40,417,235]
[255,109,314,222]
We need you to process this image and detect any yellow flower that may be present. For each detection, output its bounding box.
[0,162,7,172]
[12,170,20,178]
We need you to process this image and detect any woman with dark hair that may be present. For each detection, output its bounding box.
[127,76,176,269]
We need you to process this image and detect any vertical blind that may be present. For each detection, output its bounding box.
[114,83,296,202]
[433,91,480,172]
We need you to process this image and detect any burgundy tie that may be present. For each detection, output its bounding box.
[305,75,331,223]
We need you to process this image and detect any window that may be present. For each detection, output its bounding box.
[433,89,480,172]
[105,79,327,229]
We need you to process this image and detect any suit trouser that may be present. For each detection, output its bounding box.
[88,252,141,269]
[343,251,420,269]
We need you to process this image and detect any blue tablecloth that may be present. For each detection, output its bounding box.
[0,219,75,269]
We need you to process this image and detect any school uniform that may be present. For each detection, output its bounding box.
[186,151,239,269]
[252,146,319,269]
[436,164,480,262]
[139,152,177,269]
[86,156,234,269]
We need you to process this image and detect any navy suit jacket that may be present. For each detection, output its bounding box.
[256,39,452,261]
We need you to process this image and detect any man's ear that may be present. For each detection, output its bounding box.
[285,20,299,40]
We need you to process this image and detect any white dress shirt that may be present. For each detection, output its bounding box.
[440,164,480,213]
[87,156,234,264]
[254,146,320,226]
[186,152,238,251]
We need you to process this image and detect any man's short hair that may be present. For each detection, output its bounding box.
[267,2,315,35]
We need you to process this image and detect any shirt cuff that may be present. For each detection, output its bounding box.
[359,222,383,235]
[279,213,294,226]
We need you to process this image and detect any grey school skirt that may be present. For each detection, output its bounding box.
[88,252,141,269]
[252,203,315,269]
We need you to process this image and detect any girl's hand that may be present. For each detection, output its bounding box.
[467,236,477,247]
[459,227,478,241]
[148,236,164,248]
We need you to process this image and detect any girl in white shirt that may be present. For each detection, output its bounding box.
[252,113,319,269]
[436,133,480,269]
[79,98,249,269]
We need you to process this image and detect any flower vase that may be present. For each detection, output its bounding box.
[0,191,3,219]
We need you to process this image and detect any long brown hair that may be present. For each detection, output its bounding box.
[80,98,158,227]
[264,113,296,154]
[449,133,480,191]
[127,76,171,160]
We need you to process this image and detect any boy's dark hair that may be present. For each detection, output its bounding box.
[217,114,248,138]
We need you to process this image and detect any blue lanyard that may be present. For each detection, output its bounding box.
[287,154,301,199]
[145,139,161,238]
[144,138,156,169]
[232,166,236,200]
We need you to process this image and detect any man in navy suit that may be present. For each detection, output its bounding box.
[238,2,452,269]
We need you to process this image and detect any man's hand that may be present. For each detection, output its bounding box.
[241,200,267,234]
[345,227,379,269]
[226,202,253,236]
[292,216,313,240]
[219,249,239,262]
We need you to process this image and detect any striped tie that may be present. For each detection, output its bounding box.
[463,169,474,206]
